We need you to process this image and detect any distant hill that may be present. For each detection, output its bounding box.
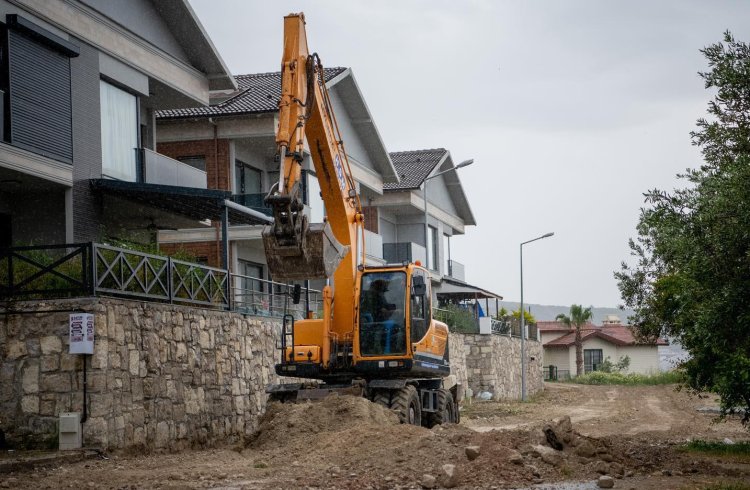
[487,302,634,325]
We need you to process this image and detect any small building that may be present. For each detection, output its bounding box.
[538,318,667,377]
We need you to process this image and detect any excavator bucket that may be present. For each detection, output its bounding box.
[262,222,349,281]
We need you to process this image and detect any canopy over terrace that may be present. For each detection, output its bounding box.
[436,276,503,318]
[89,179,272,269]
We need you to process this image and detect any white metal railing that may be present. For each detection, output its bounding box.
[448,259,465,281]
[141,148,207,188]
[231,273,322,319]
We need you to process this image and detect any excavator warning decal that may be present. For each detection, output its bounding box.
[334,154,346,191]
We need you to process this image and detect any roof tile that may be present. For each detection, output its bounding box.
[384,148,448,191]
[155,67,347,120]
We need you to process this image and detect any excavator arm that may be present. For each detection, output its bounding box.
[263,13,361,283]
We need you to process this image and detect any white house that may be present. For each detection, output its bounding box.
[538,318,667,376]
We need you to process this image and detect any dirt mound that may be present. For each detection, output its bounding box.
[249,394,399,448]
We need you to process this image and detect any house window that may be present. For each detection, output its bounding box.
[178,155,206,172]
[3,15,79,162]
[584,349,604,373]
[100,80,138,181]
[426,225,439,271]
[235,160,262,194]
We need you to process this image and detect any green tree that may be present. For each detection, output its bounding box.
[556,304,593,376]
[616,31,750,425]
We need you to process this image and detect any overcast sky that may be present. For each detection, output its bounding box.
[189,0,750,308]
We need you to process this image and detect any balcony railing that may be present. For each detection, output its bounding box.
[447,259,465,281]
[137,148,207,188]
[383,242,426,265]
[229,193,273,216]
[2,243,319,318]
[231,274,321,319]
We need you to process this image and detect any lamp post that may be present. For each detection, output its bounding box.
[422,159,473,269]
[520,231,554,401]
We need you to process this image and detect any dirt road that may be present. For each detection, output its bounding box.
[2,383,749,489]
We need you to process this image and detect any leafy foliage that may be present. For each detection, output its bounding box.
[439,303,478,333]
[597,355,631,374]
[556,304,593,376]
[616,31,750,425]
[683,440,750,457]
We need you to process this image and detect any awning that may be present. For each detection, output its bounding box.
[435,276,503,301]
[89,179,272,226]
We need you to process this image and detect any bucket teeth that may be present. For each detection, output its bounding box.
[263,222,349,281]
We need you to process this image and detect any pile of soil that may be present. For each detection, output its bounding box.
[249,394,399,449]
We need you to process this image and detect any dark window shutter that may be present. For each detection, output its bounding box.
[8,30,73,163]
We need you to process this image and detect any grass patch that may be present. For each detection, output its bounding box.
[562,370,684,385]
[683,440,750,456]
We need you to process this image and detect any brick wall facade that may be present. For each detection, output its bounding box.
[362,206,379,234]
[157,139,232,191]
[159,240,222,269]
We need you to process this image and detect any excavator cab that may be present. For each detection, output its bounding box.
[358,271,408,356]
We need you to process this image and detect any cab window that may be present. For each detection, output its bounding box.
[410,270,431,342]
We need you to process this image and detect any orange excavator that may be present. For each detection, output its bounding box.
[262,13,460,426]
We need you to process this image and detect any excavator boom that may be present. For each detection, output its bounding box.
[262,13,358,282]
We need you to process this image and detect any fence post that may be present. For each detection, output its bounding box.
[89,242,96,296]
[167,257,173,304]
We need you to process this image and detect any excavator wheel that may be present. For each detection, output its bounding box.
[372,391,391,409]
[391,385,421,426]
[425,389,456,428]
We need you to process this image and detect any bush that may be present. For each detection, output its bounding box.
[564,370,684,385]
[439,303,478,333]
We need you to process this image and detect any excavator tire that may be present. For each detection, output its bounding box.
[391,385,421,426]
[425,389,455,427]
[372,391,391,409]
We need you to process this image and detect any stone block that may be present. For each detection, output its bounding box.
[128,350,140,376]
[41,373,71,393]
[92,338,109,369]
[40,399,55,416]
[22,360,39,393]
[21,395,39,413]
[6,340,27,359]
[40,355,59,372]
[40,335,63,355]
[59,353,78,371]
[155,421,170,448]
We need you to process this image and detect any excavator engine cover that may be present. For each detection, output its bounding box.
[262,222,349,281]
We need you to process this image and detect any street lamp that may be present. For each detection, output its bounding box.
[520,231,554,401]
[422,159,473,269]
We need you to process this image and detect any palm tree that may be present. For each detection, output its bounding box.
[556,304,593,376]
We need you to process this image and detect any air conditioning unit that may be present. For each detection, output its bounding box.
[59,412,81,450]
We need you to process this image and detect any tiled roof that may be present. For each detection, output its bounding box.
[543,325,668,348]
[155,67,347,120]
[538,321,596,332]
[384,148,448,190]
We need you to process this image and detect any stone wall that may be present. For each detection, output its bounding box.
[1,298,545,451]
[1,298,283,451]
[460,334,544,400]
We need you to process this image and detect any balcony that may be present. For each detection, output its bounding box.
[363,229,384,264]
[230,193,273,216]
[447,259,465,281]
[137,148,207,188]
[383,242,426,265]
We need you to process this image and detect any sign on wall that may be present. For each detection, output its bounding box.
[69,313,94,355]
